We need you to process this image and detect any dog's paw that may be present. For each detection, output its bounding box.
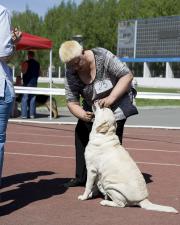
[78,195,87,201]
[100,200,107,206]
[100,200,125,207]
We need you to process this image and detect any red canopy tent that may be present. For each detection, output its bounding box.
[16,32,53,50]
[15,32,54,119]
[15,32,53,82]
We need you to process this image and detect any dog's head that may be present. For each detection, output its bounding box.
[92,102,116,134]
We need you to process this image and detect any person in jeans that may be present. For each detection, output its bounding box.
[21,51,40,119]
[59,40,138,187]
[0,4,21,187]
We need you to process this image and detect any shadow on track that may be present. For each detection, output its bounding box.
[142,173,153,184]
[0,171,70,217]
[1,171,55,188]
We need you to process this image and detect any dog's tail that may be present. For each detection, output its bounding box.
[139,199,178,213]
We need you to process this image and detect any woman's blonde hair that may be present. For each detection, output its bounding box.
[59,40,83,63]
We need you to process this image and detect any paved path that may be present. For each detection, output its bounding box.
[10,106,180,129]
[126,107,180,128]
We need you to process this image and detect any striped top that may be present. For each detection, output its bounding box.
[65,47,138,120]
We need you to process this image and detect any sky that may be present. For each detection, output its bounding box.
[0,0,80,17]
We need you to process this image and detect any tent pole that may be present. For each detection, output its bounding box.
[49,49,52,120]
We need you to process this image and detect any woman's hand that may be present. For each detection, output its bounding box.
[67,102,94,122]
[98,73,133,108]
[98,95,115,108]
[11,28,22,44]
[81,111,94,122]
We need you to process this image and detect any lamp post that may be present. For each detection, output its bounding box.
[72,34,84,46]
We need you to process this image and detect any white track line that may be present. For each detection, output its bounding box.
[125,138,180,144]
[6,140,180,154]
[137,161,180,167]
[7,140,74,147]
[127,147,180,154]
[7,132,74,138]
[5,152,74,159]
[5,152,180,167]
[9,120,180,130]
[124,133,180,139]
[7,131,178,139]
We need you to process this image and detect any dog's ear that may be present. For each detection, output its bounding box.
[96,121,109,133]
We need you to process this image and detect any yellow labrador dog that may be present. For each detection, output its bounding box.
[78,103,178,213]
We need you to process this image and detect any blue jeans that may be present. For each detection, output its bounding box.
[21,94,36,118]
[0,100,13,186]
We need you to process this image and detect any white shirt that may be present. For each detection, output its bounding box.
[0,5,13,57]
[0,4,15,99]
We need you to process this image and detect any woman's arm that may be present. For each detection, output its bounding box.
[98,72,133,108]
[68,101,94,122]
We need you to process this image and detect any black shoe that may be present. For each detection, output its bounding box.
[64,178,85,188]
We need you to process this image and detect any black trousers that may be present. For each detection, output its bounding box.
[74,119,126,183]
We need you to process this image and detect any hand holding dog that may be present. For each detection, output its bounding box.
[98,95,115,108]
[81,111,94,122]
[11,27,22,44]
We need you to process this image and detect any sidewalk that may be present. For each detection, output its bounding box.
[126,107,180,128]
[9,106,180,129]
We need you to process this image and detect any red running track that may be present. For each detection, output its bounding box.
[0,122,179,225]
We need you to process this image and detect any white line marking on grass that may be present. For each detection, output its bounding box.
[5,152,180,167]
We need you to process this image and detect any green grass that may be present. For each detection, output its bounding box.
[137,87,180,93]
[38,83,66,107]
[136,99,180,107]
[38,83,64,88]
[38,83,180,107]
[136,87,180,107]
